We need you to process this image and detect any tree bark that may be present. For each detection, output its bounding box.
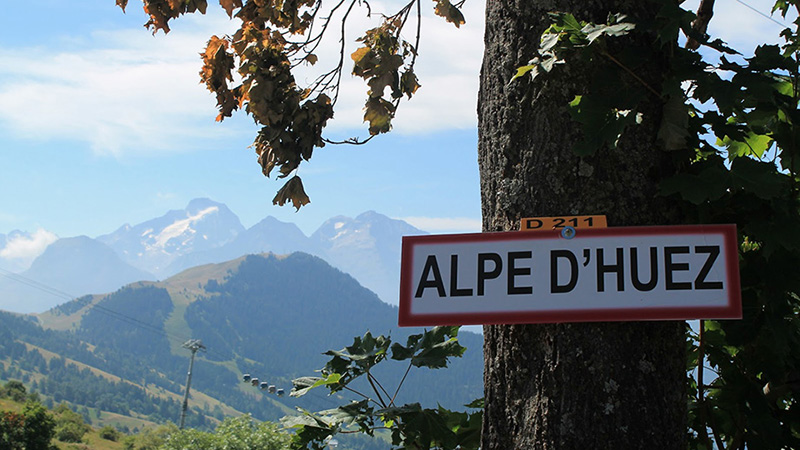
[478,1,687,448]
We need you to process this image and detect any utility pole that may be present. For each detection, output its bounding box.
[179,339,206,429]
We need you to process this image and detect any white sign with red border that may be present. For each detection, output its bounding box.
[399,224,741,326]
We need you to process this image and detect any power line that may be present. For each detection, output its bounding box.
[0,266,341,409]
[0,267,283,371]
[734,0,789,28]
[0,268,198,350]
[0,268,75,301]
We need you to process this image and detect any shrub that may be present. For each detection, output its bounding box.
[1,380,27,402]
[121,435,136,450]
[55,421,87,443]
[52,403,89,443]
[99,425,120,441]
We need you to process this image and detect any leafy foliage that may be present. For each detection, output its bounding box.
[118,0,466,209]
[188,253,483,415]
[53,402,91,443]
[0,253,482,430]
[0,380,27,403]
[99,424,121,441]
[516,1,800,448]
[162,414,291,450]
[283,327,481,450]
[131,422,179,450]
[0,401,56,450]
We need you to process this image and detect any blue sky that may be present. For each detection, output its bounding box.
[0,0,485,240]
[0,0,789,266]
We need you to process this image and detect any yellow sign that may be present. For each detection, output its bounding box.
[520,215,607,231]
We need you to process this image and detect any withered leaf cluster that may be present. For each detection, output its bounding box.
[119,0,465,209]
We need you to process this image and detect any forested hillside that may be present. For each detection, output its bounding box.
[0,252,483,435]
[0,311,214,429]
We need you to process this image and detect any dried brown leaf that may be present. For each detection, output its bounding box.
[219,0,242,17]
[194,0,208,14]
[143,0,175,33]
[363,97,394,135]
[400,70,421,98]
[433,0,465,28]
[272,176,311,210]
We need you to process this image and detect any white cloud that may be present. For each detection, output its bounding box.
[0,228,59,269]
[1,1,789,157]
[316,1,485,134]
[0,2,484,157]
[0,11,244,157]
[400,216,482,233]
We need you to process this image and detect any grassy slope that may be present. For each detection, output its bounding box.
[30,260,254,424]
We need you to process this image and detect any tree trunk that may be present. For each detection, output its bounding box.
[478,1,687,448]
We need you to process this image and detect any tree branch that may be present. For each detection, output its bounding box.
[366,371,388,408]
[601,50,664,100]
[389,361,414,407]
[686,0,715,50]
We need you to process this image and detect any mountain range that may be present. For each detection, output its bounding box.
[0,198,427,313]
[0,251,483,435]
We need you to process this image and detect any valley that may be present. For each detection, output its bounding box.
[0,204,483,448]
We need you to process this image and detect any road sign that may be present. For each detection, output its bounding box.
[399,224,741,326]
[520,215,607,230]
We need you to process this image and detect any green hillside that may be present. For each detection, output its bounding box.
[0,252,483,436]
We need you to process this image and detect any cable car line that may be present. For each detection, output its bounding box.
[0,268,217,356]
[0,267,309,404]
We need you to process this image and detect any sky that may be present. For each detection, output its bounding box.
[0,0,485,238]
[0,0,792,270]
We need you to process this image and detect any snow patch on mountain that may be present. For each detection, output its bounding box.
[4,200,436,311]
[97,198,244,276]
[150,206,219,249]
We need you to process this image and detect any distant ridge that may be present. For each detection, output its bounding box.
[0,199,427,313]
[97,198,244,276]
[19,251,484,425]
[0,236,153,313]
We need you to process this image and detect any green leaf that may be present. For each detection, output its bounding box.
[567,95,640,156]
[390,326,465,368]
[318,332,392,393]
[290,373,342,397]
[464,398,484,409]
[511,65,536,81]
[539,32,561,52]
[749,44,789,71]
[440,405,482,449]
[552,13,582,32]
[281,409,332,430]
[282,409,336,450]
[538,55,560,73]
[378,403,454,449]
[730,157,788,200]
[582,21,635,44]
[659,157,730,204]
[658,94,690,151]
[317,400,374,430]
